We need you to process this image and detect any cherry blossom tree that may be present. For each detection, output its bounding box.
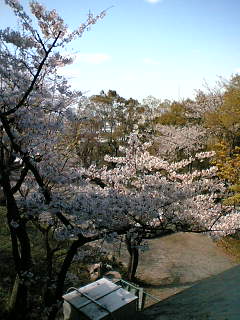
[0,1,107,318]
[81,133,240,279]
[154,124,208,161]
[1,2,240,320]
[185,89,223,121]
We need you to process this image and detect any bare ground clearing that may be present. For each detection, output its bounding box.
[120,232,239,319]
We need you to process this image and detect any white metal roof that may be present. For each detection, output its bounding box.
[63,278,138,320]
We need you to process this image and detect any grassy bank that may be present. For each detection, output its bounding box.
[217,234,240,263]
[0,206,14,317]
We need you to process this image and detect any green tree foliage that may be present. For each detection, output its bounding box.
[204,75,240,151]
[68,90,145,167]
[213,142,240,206]
[154,101,188,126]
[199,76,240,203]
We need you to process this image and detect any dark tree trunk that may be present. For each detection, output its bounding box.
[47,236,87,320]
[1,169,32,319]
[125,234,139,281]
[0,186,6,205]
[8,275,29,320]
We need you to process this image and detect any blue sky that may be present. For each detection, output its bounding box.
[1,0,240,102]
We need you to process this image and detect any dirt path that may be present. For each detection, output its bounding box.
[130,232,237,302]
[137,233,236,299]
[123,232,239,319]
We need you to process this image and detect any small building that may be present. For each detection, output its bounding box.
[62,277,138,320]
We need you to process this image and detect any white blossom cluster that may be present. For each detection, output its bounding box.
[78,133,240,239]
[155,124,208,159]
[185,90,223,119]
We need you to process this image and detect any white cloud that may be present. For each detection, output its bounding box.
[235,68,240,74]
[143,58,160,65]
[145,0,163,4]
[75,53,111,64]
